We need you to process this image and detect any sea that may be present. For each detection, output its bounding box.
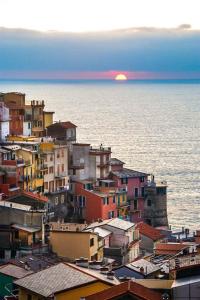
[1,79,200,231]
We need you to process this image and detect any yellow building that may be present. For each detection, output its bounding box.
[6,135,37,142]
[50,231,103,261]
[12,224,42,246]
[18,147,44,193]
[15,263,114,300]
[116,191,128,219]
[44,111,54,129]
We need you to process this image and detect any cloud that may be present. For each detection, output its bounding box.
[0,26,200,77]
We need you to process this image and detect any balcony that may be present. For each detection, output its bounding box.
[55,172,67,178]
[117,202,129,208]
[98,239,105,249]
[37,164,48,171]
[169,254,200,270]
[70,163,85,170]
[16,159,25,167]
[89,146,111,155]
[97,162,109,168]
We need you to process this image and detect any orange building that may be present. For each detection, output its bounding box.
[0,92,25,135]
[74,181,117,223]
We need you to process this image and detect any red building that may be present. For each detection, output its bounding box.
[0,147,24,198]
[109,158,148,223]
[74,181,117,223]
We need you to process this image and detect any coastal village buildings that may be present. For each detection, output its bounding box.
[0,92,25,135]
[0,92,54,137]
[86,218,140,264]
[0,102,9,141]
[3,91,200,299]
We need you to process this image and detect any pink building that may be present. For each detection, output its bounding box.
[109,158,148,223]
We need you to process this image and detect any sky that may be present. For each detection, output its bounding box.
[0,0,200,80]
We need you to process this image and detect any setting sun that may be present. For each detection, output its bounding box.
[115,73,128,81]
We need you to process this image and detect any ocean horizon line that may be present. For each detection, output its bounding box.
[0,78,200,84]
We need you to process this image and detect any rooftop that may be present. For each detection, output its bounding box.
[85,280,161,300]
[11,224,41,233]
[135,279,174,290]
[48,121,77,129]
[111,168,149,179]
[109,158,125,165]
[15,263,96,297]
[0,264,33,279]
[67,263,120,285]
[169,253,200,270]
[126,259,161,276]
[155,243,189,255]
[106,218,135,231]
[85,227,112,238]
[136,222,164,241]
[87,218,135,231]
[0,200,32,212]
[9,254,62,273]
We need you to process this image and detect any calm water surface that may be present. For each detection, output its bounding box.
[1,80,200,230]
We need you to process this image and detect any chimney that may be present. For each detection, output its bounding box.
[100,266,109,274]
[75,258,89,268]
[107,271,115,280]
[139,267,144,274]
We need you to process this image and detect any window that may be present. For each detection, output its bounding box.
[61,194,65,204]
[61,149,64,157]
[28,122,31,129]
[141,187,145,197]
[15,231,19,239]
[140,177,145,182]
[55,197,59,205]
[49,166,54,174]
[122,193,126,202]
[79,196,86,207]
[121,178,128,185]
[108,211,115,219]
[50,154,53,161]
[44,182,48,190]
[157,187,166,195]
[118,195,120,206]
[90,238,94,247]
[103,197,109,205]
[113,196,116,204]
[134,188,138,198]
[147,199,152,207]
[57,151,60,158]
[61,164,64,172]
[133,199,138,210]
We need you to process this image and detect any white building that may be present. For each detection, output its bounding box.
[0,102,9,141]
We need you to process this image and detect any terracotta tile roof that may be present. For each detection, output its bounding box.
[85,280,161,300]
[155,243,189,255]
[49,121,77,129]
[22,191,48,202]
[59,121,77,128]
[136,222,164,241]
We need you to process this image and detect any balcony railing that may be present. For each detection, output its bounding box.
[169,253,200,270]
[55,172,67,178]
[70,163,85,169]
